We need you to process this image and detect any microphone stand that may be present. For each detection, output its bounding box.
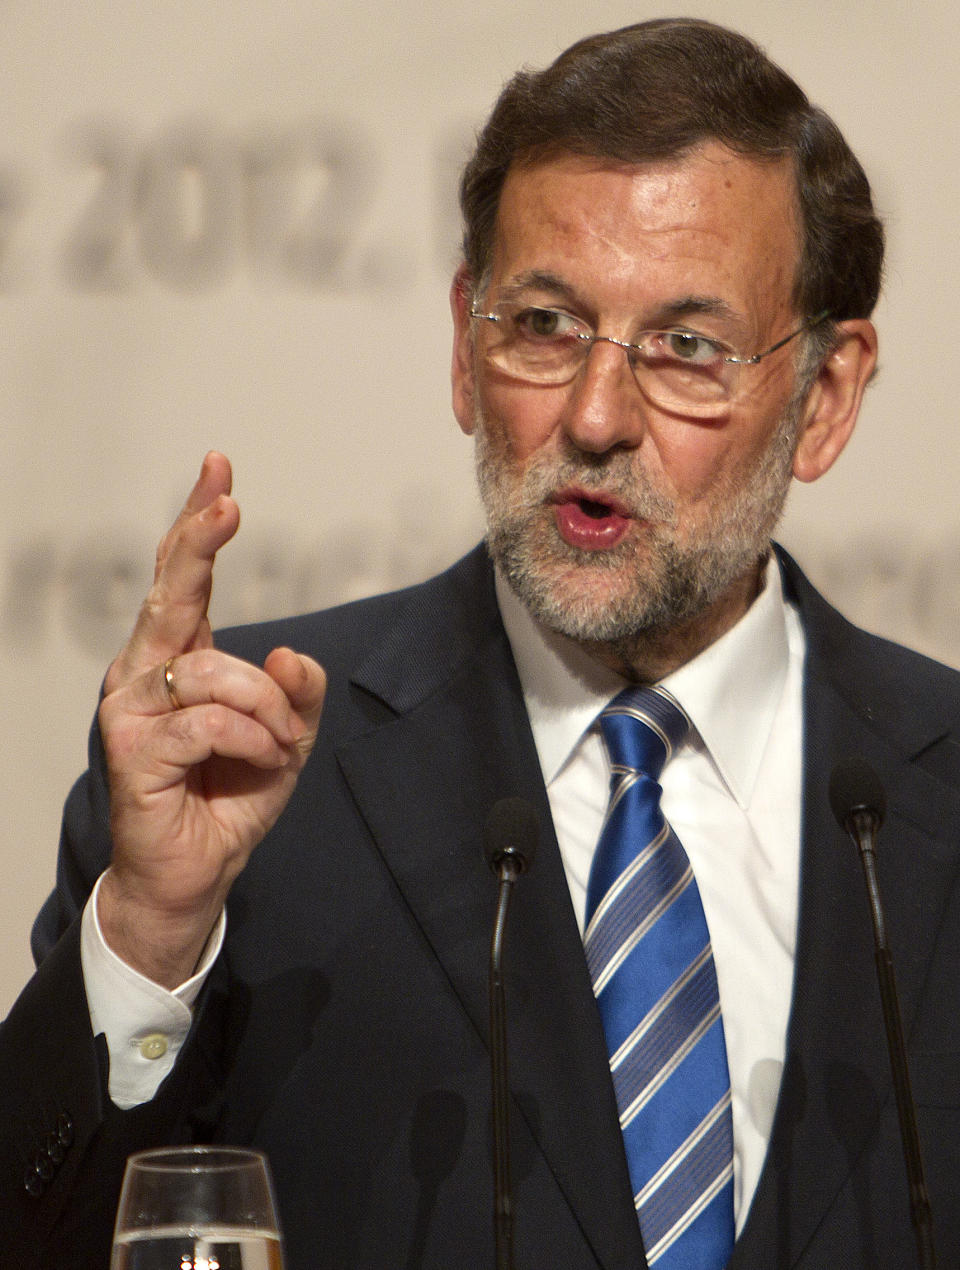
[484,797,537,1270]
[489,850,521,1270]
[846,806,937,1269]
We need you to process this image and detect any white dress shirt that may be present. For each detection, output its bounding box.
[81,871,223,1107]
[82,555,805,1235]
[496,557,806,1232]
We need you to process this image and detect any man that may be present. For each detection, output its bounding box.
[3,17,959,1269]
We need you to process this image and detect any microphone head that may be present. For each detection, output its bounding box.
[829,758,887,832]
[483,797,539,875]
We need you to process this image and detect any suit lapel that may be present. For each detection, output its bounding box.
[735,553,960,1266]
[334,549,646,1269]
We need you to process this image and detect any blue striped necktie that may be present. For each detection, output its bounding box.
[584,684,734,1268]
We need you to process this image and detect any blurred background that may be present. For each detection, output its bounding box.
[2,0,957,1014]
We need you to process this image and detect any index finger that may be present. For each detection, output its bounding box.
[106,453,240,691]
[153,449,234,583]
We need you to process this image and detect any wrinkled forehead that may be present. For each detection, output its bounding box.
[488,145,804,318]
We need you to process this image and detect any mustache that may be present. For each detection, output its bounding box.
[516,445,678,526]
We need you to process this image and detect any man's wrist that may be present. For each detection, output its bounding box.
[82,874,225,1108]
[96,866,224,989]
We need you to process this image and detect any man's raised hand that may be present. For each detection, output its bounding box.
[96,454,326,987]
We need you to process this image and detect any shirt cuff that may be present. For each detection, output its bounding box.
[80,872,225,1109]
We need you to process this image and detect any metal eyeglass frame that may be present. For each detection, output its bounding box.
[468,303,832,380]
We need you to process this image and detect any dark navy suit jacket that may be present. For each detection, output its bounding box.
[2,544,960,1268]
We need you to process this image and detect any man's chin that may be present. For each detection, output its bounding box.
[499,554,663,643]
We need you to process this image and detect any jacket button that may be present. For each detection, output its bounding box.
[56,1113,74,1148]
[23,1165,45,1198]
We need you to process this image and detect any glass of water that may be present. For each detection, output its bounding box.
[111,1145,284,1270]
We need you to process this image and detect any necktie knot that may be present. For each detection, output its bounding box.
[600,686,690,783]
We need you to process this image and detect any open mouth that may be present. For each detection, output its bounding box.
[551,488,632,550]
[578,496,615,520]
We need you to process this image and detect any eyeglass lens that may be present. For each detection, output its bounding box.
[475,305,738,417]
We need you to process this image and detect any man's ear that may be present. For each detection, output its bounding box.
[450,264,477,436]
[792,319,878,483]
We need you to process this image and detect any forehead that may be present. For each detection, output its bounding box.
[489,145,802,333]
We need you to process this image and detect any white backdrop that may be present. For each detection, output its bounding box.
[2,0,958,1015]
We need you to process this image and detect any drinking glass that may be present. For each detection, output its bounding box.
[110,1145,284,1270]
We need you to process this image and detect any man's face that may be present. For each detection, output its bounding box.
[451,145,818,656]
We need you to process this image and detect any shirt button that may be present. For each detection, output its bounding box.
[139,1033,169,1060]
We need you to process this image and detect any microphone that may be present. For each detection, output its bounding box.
[484,796,538,880]
[829,759,937,1268]
[483,798,539,1270]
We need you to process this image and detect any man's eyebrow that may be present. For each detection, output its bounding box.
[497,271,582,305]
[652,296,742,327]
[489,278,745,330]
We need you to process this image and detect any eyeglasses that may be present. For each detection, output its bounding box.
[469,300,830,418]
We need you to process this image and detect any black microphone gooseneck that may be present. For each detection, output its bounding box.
[829,758,937,1269]
[483,797,539,1270]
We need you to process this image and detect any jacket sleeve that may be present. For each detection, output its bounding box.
[0,716,218,1268]
[31,715,114,963]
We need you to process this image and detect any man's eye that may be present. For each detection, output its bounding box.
[516,307,578,339]
[657,331,724,364]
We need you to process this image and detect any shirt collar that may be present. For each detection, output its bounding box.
[497,555,792,808]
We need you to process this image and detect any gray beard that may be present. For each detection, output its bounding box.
[473,401,801,649]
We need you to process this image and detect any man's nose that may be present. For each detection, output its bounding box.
[559,339,648,454]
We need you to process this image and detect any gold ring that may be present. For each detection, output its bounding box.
[163,656,184,710]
